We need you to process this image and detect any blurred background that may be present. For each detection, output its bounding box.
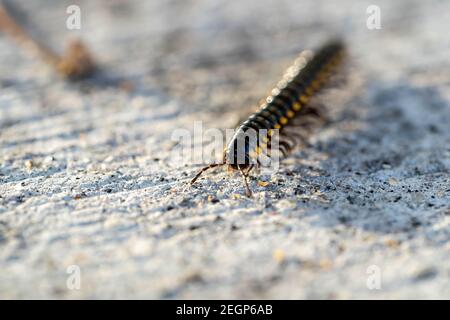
[0,0,449,299]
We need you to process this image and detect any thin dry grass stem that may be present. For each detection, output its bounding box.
[0,3,96,80]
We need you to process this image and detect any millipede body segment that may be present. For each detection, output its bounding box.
[191,40,346,196]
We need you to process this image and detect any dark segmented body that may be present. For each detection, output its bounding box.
[191,40,346,196]
[225,40,345,169]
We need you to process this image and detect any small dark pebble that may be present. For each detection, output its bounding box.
[73,192,87,200]
[209,197,219,204]
[346,196,355,204]
[338,216,349,223]
[414,267,437,281]
[411,217,421,228]
[427,124,439,133]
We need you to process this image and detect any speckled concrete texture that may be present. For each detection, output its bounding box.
[0,0,449,299]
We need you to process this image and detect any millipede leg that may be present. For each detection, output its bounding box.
[280,130,307,149]
[190,163,223,185]
[238,165,253,197]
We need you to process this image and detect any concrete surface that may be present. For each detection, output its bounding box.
[0,0,449,299]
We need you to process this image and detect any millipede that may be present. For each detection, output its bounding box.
[191,39,346,197]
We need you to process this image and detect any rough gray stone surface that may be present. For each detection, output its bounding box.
[0,0,449,299]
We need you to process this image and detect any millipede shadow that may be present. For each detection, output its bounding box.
[287,80,450,235]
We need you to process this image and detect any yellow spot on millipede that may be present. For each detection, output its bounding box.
[319,69,330,79]
[293,102,302,111]
[300,95,308,104]
[280,117,288,125]
[259,141,267,149]
[325,61,335,71]
[312,80,321,90]
[318,68,327,77]
[268,129,274,136]
[274,124,281,129]
[286,110,294,118]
